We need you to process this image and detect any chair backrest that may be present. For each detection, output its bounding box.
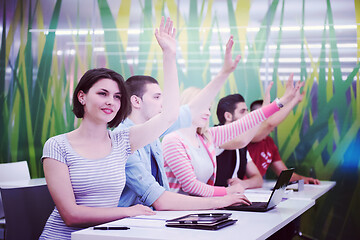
[0,161,31,182]
[1,185,55,240]
[0,161,31,218]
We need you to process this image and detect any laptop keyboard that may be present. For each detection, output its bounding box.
[246,202,268,209]
[226,202,268,210]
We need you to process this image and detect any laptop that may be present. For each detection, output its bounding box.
[224,168,294,212]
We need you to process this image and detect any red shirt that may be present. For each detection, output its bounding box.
[247,136,282,176]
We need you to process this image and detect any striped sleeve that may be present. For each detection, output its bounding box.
[41,136,66,164]
[111,128,131,157]
[162,133,225,197]
[210,101,280,147]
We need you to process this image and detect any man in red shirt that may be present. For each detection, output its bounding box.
[247,135,282,177]
[217,74,319,184]
[248,96,320,184]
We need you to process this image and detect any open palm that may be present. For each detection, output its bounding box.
[155,16,176,54]
[221,35,241,74]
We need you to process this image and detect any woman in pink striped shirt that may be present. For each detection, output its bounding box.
[162,78,299,197]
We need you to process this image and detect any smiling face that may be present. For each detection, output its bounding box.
[80,78,122,125]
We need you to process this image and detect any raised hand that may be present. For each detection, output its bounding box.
[220,35,241,75]
[293,80,306,104]
[278,73,301,106]
[262,81,274,106]
[155,16,176,54]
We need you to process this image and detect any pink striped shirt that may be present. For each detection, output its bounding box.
[162,101,279,197]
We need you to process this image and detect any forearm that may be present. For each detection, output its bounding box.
[166,158,225,197]
[60,205,134,227]
[251,122,272,143]
[241,176,263,189]
[153,191,226,210]
[161,51,179,123]
[220,125,260,150]
[265,98,297,129]
[45,160,139,228]
[212,102,280,146]
[129,51,179,152]
[188,70,229,117]
[169,166,226,197]
[290,173,320,184]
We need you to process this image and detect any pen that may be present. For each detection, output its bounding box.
[94,226,130,230]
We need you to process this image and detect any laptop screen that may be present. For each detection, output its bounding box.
[266,168,295,209]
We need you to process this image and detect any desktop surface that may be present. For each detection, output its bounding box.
[253,180,336,200]
[72,199,315,240]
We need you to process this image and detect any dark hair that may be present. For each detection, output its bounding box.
[216,94,245,125]
[250,100,263,112]
[125,75,159,98]
[72,68,131,128]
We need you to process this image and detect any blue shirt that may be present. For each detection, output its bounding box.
[114,105,192,207]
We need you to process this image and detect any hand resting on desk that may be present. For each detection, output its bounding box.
[301,177,320,185]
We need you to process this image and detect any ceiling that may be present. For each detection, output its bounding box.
[1,0,358,82]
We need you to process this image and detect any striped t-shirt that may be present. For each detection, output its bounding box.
[39,129,131,240]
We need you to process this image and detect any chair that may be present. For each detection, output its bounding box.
[0,185,55,240]
[0,161,32,239]
[0,161,31,182]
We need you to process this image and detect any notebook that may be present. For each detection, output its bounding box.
[224,168,294,212]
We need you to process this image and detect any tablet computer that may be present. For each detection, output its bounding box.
[166,218,237,230]
[166,213,231,224]
[165,213,236,230]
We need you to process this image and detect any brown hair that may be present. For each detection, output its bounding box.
[72,68,131,128]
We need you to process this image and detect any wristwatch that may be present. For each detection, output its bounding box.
[275,98,284,108]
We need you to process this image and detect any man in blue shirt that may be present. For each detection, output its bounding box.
[114,36,250,210]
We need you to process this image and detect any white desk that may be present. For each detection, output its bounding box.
[72,180,335,240]
[246,180,336,201]
[72,198,315,240]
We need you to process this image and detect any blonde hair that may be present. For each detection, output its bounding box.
[180,87,211,141]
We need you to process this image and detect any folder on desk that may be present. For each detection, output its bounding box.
[224,168,294,212]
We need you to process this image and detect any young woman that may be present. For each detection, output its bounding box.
[162,77,300,197]
[40,17,180,239]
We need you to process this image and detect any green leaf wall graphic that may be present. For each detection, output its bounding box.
[0,0,359,238]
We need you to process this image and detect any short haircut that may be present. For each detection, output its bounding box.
[125,75,159,99]
[216,94,245,125]
[72,68,130,128]
[250,100,263,112]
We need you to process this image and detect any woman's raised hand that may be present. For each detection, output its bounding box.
[262,81,274,106]
[278,73,304,106]
[155,16,177,55]
[293,80,306,104]
[220,35,241,75]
